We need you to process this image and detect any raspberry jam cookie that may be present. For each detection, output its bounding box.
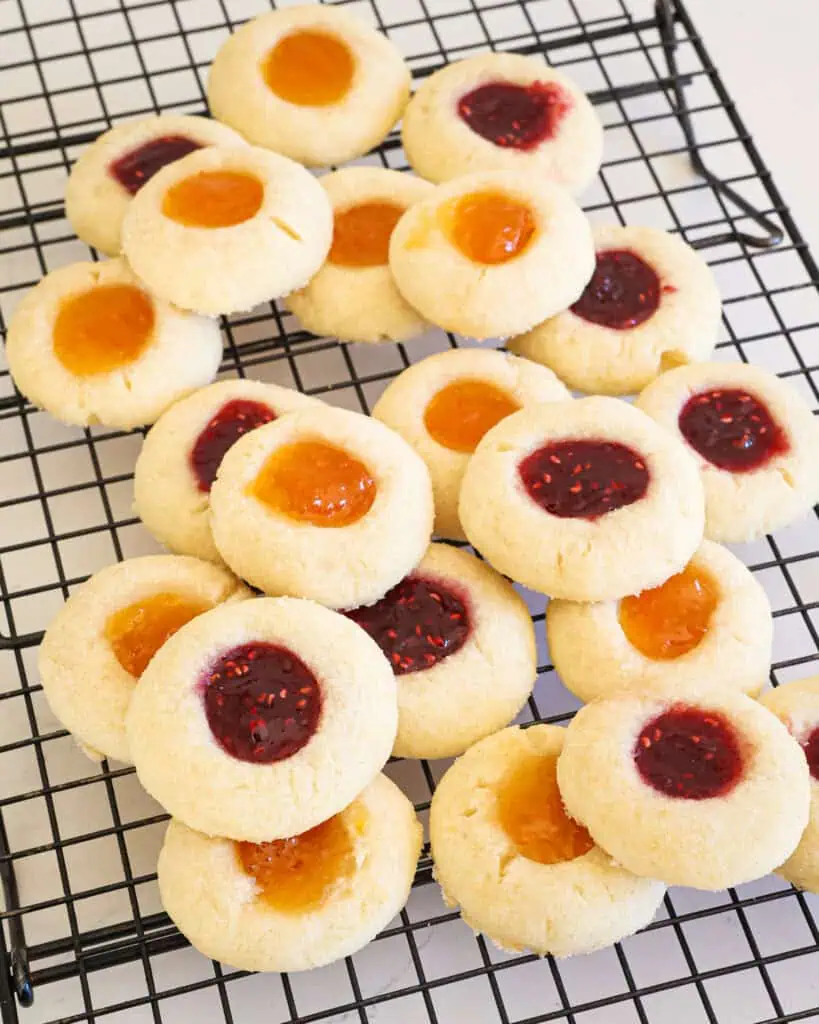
[636,362,819,542]
[208,5,410,167]
[210,405,433,609]
[38,555,249,764]
[509,224,721,395]
[287,167,433,344]
[402,52,603,195]
[346,543,536,759]
[430,725,664,956]
[548,540,772,703]
[557,682,811,889]
[389,170,594,340]
[65,115,248,256]
[372,348,570,539]
[122,145,332,316]
[459,396,704,602]
[5,258,222,429]
[127,597,397,841]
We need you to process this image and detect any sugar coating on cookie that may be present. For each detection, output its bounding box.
[207,5,410,167]
[636,361,819,543]
[557,681,811,889]
[401,52,603,195]
[548,540,772,703]
[5,258,222,429]
[127,597,397,841]
[121,145,332,316]
[372,348,571,539]
[459,396,705,602]
[210,405,433,610]
[430,725,665,956]
[509,224,722,395]
[388,169,594,340]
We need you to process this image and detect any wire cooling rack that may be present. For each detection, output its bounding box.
[2,0,819,1022]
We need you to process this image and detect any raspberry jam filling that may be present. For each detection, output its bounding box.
[457,81,571,151]
[634,706,744,800]
[105,592,210,678]
[619,564,718,661]
[263,30,355,106]
[53,284,155,376]
[329,201,405,268]
[519,439,649,519]
[162,170,264,228]
[424,379,521,453]
[678,388,789,473]
[202,642,322,764]
[571,249,662,330]
[346,574,470,675]
[109,135,203,196]
[190,399,277,493]
[803,727,819,782]
[443,190,536,265]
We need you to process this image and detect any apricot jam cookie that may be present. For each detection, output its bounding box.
[65,114,248,256]
[346,543,536,759]
[548,540,772,703]
[430,725,664,956]
[127,597,397,841]
[459,396,704,602]
[207,5,410,167]
[388,169,594,340]
[636,361,819,542]
[557,681,810,889]
[509,224,721,395]
[5,258,222,429]
[210,405,433,610]
[402,52,603,195]
[122,145,332,316]
[38,555,249,764]
[372,348,570,539]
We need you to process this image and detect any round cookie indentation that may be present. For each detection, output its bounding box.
[110,135,204,196]
[263,29,355,107]
[443,189,535,265]
[162,169,264,228]
[678,387,789,473]
[191,398,278,494]
[457,80,570,151]
[571,249,661,330]
[53,283,154,376]
[105,592,210,678]
[423,379,521,454]
[329,201,405,268]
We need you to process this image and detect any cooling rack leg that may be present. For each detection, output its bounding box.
[0,817,32,1012]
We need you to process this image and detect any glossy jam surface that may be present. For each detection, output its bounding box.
[162,170,264,227]
[329,201,405,268]
[457,80,571,151]
[53,284,155,376]
[250,440,376,528]
[423,379,521,453]
[263,30,355,106]
[105,592,210,678]
[678,388,789,473]
[109,135,203,196]
[443,190,536,265]
[202,642,322,764]
[346,574,471,675]
[634,706,744,800]
[190,399,277,493]
[803,727,819,782]
[571,249,662,330]
[519,439,649,519]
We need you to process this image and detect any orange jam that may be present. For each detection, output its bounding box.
[329,201,405,267]
[496,753,594,865]
[104,592,210,677]
[424,379,520,453]
[250,439,376,527]
[52,284,155,376]
[263,30,355,106]
[619,564,719,661]
[162,170,264,227]
[443,190,536,265]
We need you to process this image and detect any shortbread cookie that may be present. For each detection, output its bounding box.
[402,52,603,195]
[122,145,332,316]
[5,258,222,429]
[208,5,410,167]
[65,115,248,256]
[548,540,772,703]
[127,597,397,841]
[389,170,594,339]
[210,405,433,609]
[636,362,819,542]
[372,348,570,539]
[346,543,536,759]
[134,379,319,563]
[509,224,721,395]
[38,555,250,764]
[460,396,704,602]
[557,682,811,889]
[430,725,665,956]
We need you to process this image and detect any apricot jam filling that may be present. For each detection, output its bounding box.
[162,170,264,228]
[457,80,571,151]
[109,135,203,195]
[329,201,405,268]
[53,284,155,376]
[105,592,210,678]
[424,379,521,453]
[263,30,355,107]
[443,190,536,265]
[190,399,277,493]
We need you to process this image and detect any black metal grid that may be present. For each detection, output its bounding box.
[1,1,819,1022]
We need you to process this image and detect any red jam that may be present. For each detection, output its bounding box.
[457,80,571,150]
[109,135,203,196]
[346,574,471,676]
[571,250,662,330]
[190,399,277,493]
[518,439,649,519]
[202,642,322,764]
[678,388,789,473]
[634,706,744,800]
[803,727,819,782]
